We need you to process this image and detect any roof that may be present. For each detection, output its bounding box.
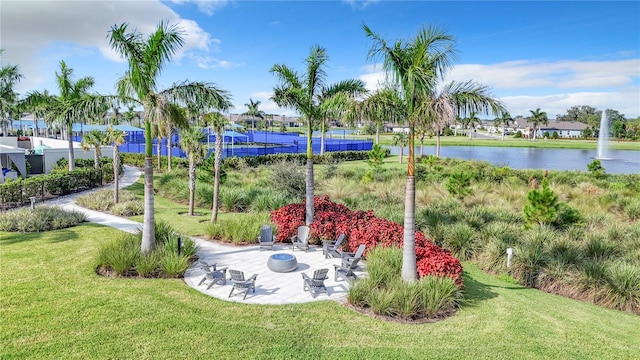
[516,120,589,131]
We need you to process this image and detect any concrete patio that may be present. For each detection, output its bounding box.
[184,239,366,305]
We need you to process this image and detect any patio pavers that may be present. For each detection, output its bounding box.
[184,239,365,305]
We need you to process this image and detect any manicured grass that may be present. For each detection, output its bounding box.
[125,179,259,238]
[346,133,640,151]
[2,224,639,359]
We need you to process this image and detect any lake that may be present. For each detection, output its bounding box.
[385,146,640,174]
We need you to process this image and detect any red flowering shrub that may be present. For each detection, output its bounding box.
[270,195,463,286]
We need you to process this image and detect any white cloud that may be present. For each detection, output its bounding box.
[2,0,216,93]
[343,0,380,10]
[169,0,229,16]
[189,54,242,69]
[448,59,639,90]
[357,58,640,118]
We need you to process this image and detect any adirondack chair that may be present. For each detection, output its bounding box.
[322,233,345,259]
[333,244,366,281]
[197,261,227,289]
[258,225,275,251]
[228,269,258,300]
[291,225,310,252]
[302,268,329,298]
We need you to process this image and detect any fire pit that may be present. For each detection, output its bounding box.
[267,253,298,273]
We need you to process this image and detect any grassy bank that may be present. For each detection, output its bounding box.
[1,224,639,359]
[344,133,640,150]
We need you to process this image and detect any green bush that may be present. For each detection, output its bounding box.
[602,262,640,313]
[346,246,461,320]
[204,212,270,245]
[96,221,197,278]
[0,206,86,232]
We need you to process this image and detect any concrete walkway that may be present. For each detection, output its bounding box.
[42,166,364,304]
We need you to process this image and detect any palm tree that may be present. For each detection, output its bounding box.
[350,86,405,145]
[80,129,106,169]
[317,80,367,154]
[179,126,207,216]
[271,45,364,225]
[463,111,481,139]
[242,99,265,132]
[392,131,409,163]
[364,24,504,282]
[495,111,513,141]
[203,111,227,222]
[20,90,57,138]
[109,21,232,253]
[54,60,96,171]
[424,81,504,156]
[529,108,548,141]
[0,50,24,137]
[104,126,125,204]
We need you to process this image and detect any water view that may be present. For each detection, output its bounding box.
[387,146,640,174]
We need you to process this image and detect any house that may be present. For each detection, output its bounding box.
[383,123,410,133]
[514,120,588,139]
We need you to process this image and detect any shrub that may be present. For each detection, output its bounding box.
[602,262,640,313]
[96,222,196,278]
[523,177,560,227]
[346,247,462,320]
[445,171,473,199]
[205,212,270,245]
[268,160,305,200]
[443,223,477,261]
[0,206,85,232]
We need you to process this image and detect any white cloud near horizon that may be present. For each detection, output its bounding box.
[358,59,640,118]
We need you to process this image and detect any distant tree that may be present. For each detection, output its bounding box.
[528,108,548,141]
[556,105,599,128]
[80,129,106,169]
[392,131,409,164]
[494,111,513,141]
[242,99,265,132]
[0,49,24,137]
[179,126,207,216]
[105,125,126,204]
[581,127,594,139]
[202,111,227,223]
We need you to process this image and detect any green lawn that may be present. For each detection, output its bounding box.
[2,224,639,359]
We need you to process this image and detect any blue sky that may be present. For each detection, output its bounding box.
[2,0,639,119]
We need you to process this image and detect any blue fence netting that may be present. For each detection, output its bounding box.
[78,130,372,159]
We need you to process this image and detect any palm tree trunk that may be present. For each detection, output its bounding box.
[375,123,380,144]
[436,132,441,157]
[188,156,196,216]
[402,126,417,282]
[67,123,75,171]
[211,132,222,223]
[305,158,314,225]
[93,149,99,169]
[113,148,119,204]
[167,126,173,171]
[141,120,156,254]
[320,119,325,155]
[156,137,161,170]
[305,121,314,225]
[399,148,403,164]
[420,139,424,158]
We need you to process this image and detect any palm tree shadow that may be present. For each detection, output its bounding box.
[0,228,79,245]
[461,271,498,308]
